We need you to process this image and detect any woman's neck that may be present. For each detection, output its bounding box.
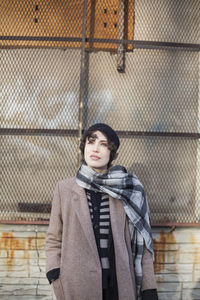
[92,167,108,174]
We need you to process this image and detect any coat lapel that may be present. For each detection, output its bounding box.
[109,195,128,267]
[109,195,126,237]
[71,180,100,267]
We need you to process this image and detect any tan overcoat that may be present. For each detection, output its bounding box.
[45,177,157,300]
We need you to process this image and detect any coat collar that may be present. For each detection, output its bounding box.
[71,178,126,266]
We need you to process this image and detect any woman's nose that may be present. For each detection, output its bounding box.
[93,142,99,152]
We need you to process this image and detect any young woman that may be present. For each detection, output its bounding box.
[46,123,158,300]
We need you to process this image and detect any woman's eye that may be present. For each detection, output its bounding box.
[88,139,94,144]
[101,143,108,147]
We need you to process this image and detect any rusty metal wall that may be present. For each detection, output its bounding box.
[0,0,200,224]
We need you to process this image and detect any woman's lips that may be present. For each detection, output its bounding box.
[90,155,100,160]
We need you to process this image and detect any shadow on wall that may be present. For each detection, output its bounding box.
[191,280,200,300]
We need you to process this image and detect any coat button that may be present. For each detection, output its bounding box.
[94,224,98,229]
[94,206,97,211]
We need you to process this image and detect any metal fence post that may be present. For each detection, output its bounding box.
[78,0,88,168]
[117,0,125,72]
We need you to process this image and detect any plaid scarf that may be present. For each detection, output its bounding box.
[76,163,154,299]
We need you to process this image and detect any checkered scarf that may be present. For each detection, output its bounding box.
[76,163,154,299]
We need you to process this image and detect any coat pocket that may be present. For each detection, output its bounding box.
[52,277,65,300]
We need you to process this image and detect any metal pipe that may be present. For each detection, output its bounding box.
[1,220,200,227]
[77,0,88,168]
[1,128,200,139]
[151,222,200,227]
[1,36,200,51]
[117,0,125,72]
[0,220,49,225]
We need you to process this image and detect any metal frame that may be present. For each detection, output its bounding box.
[1,35,200,51]
[78,0,88,167]
[1,3,200,226]
[1,128,199,139]
[0,220,200,227]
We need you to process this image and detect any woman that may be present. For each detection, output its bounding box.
[46,123,158,300]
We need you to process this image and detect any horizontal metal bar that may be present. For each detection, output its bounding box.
[133,40,200,51]
[1,128,200,139]
[0,128,78,136]
[0,35,82,43]
[0,220,200,227]
[116,131,200,139]
[87,38,200,51]
[152,222,200,227]
[1,36,199,51]
[18,202,51,213]
[0,220,49,225]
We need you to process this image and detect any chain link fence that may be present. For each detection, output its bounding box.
[1,0,200,224]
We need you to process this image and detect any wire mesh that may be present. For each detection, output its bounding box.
[0,0,84,48]
[85,0,134,51]
[1,48,81,130]
[86,50,199,133]
[134,0,200,44]
[116,136,199,223]
[1,135,77,221]
[0,0,200,223]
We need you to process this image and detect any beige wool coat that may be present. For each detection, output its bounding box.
[45,177,157,300]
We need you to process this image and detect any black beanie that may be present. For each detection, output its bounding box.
[87,123,120,149]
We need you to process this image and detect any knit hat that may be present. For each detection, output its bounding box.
[87,123,120,149]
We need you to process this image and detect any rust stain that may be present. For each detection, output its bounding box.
[153,230,177,273]
[37,237,45,250]
[0,232,39,273]
[28,236,34,249]
[0,232,22,271]
[190,234,200,281]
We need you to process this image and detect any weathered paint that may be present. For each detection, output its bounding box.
[0,231,44,277]
[0,225,200,300]
[153,230,200,277]
[190,234,200,282]
[153,230,178,273]
[152,227,200,300]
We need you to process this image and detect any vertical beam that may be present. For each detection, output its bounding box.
[117,0,125,72]
[195,54,200,222]
[78,0,88,168]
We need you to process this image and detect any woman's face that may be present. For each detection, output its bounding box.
[84,130,111,174]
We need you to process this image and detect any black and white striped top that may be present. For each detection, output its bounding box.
[85,189,110,288]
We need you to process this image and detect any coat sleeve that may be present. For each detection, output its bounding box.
[45,182,63,274]
[141,247,157,291]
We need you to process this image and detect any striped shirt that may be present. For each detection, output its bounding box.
[85,189,110,288]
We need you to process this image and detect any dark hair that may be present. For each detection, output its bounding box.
[80,130,118,169]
